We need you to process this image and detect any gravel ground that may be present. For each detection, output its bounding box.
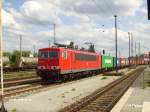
[1,68,136,112]
[111,66,150,112]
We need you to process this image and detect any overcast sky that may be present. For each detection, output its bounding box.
[2,0,150,57]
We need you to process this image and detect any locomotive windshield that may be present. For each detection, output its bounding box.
[49,51,58,58]
[38,51,49,58]
[39,51,58,58]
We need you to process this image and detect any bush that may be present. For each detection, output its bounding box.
[9,51,21,67]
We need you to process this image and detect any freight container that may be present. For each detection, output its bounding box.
[113,57,120,67]
[102,55,113,68]
[117,58,120,66]
[125,58,129,65]
[120,58,126,66]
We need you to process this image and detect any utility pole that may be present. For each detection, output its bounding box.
[135,42,137,66]
[19,35,22,58]
[18,34,23,68]
[131,33,134,57]
[0,0,7,111]
[138,41,141,65]
[128,32,131,65]
[131,33,134,66]
[53,24,56,45]
[48,40,51,47]
[114,15,118,72]
[149,52,150,65]
[33,45,35,57]
[138,41,141,57]
[135,42,136,57]
[147,0,150,20]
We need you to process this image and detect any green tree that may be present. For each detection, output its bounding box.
[3,52,11,57]
[9,50,31,67]
[9,51,21,67]
[22,51,31,57]
[88,44,95,52]
[68,41,74,49]
[34,53,38,57]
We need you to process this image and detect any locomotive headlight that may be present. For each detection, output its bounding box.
[38,66,46,69]
[51,66,60,70]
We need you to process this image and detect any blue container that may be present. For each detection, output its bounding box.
[117,58,120,66]
[125,58,129,65]
[113,57,120,67]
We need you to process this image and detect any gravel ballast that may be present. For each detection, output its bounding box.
[2,68,136,112]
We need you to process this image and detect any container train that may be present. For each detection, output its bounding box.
[37,47,148,81]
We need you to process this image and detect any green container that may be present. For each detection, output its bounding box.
[102,55,113,68]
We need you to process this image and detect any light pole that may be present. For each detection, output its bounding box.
[147,0,150,20]
[149,52,150,65]
[135,41,137,66]
[19,35,22,58]
[48,40,51,48]
[0,1,7,111]
[33,45,35,57]
[128,32,131,65]
[131,33,134,58]
[53,24,56,45]
[114,15,118,72]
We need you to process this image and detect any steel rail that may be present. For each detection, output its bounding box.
[0,76,41,88]
[59,67,145,112]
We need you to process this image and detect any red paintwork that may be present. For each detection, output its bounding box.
[38,48,59,69]
[38,47,101,79]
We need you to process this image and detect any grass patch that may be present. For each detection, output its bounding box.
[11,108,17,112]
[147,82,150,87]
[2,70,36,80]
[72,88,76,91]
[142,82,150,88]
[101,77,107,80]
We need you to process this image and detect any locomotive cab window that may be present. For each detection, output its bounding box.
[49,51,58,58]
[38,51,49,58]
[39,51,58,58]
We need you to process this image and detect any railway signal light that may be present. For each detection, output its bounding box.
[102,50,105,55]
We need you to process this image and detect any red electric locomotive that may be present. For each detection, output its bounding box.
[37,47,101,81]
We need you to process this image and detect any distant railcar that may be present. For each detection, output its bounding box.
[21,57,38,67]
[120,58,126,67]
[125,58,129,66]
[0,57,9,67]
[113,57,121,67]
[101,55,113,69]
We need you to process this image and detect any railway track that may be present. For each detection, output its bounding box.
[0,67,143,104]
[3,84,43,98]
[2,66,128,88]
[59,67,145,112]
[1,76,41,87]
[3,66,37,73]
